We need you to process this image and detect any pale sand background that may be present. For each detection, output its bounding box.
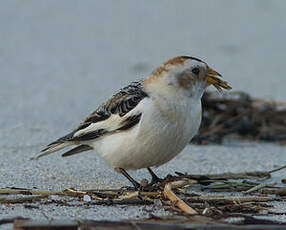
[1,0,286,224]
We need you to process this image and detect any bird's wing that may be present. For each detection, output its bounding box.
[70,80,148,141]
[32,80,149,160]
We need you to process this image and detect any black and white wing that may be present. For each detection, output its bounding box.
[32,80,149,159]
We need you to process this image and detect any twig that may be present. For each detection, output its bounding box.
[0,217,28,226]
[0,188,87,197]
[164,180,198,215]
[118,191,139,200]
[203,180,257,192]
[180,171,271,180]
[90,199,153,205]
[260,188,286,196]
[242,183,276,194]
[186,196,277,203]
[268,164,286,174]
[0,195,47,204]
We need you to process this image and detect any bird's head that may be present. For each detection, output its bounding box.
[144,56,231,100]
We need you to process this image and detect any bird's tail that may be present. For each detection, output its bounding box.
[31,141,72,160]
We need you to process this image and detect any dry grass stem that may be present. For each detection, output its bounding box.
[164,180,198,215]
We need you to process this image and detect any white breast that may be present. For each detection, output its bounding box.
[91,96,202,170]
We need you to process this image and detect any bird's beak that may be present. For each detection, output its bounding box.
[206,67,232,92]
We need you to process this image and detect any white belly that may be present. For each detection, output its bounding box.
[91,97,202,170]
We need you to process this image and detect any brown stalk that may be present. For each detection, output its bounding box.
[163,180,198,215]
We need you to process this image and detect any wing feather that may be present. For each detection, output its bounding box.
[50,81,148,143]
[68,80,148,141]
[33,81,148,159]
[61,145,93,157]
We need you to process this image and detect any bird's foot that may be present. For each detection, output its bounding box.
[119,168,145,191]
[150,175,164,185]
[147,167,164,185]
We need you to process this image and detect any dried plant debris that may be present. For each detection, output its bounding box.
[12,218,286,230]
[192,91,286,144]
[1,165,286,228]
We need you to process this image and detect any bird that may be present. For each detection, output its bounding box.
[32,56,232,189]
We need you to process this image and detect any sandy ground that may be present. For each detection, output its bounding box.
[1,0,286,227]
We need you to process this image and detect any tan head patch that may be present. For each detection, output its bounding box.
[143,64,166,86]
[144,56,203,86]
[151,64,167,76]
[164,56,189,66]
[177,71,193,89]
[151,56,190,77]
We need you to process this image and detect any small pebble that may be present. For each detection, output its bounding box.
[50,195,61,201]
[83,195,91,202]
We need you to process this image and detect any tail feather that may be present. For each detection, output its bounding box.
[61,145,93,157]
[31,142,72,160]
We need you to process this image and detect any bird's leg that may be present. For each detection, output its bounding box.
[147,167,163,185]
[119,168,141,190]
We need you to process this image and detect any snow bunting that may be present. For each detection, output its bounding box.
[32,56,231,189]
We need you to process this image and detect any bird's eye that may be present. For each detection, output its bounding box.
[192,67,200,75]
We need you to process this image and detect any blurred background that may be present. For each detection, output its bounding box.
[1,1,286,222]
[0,0,286,187]
[1,0,286,145]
